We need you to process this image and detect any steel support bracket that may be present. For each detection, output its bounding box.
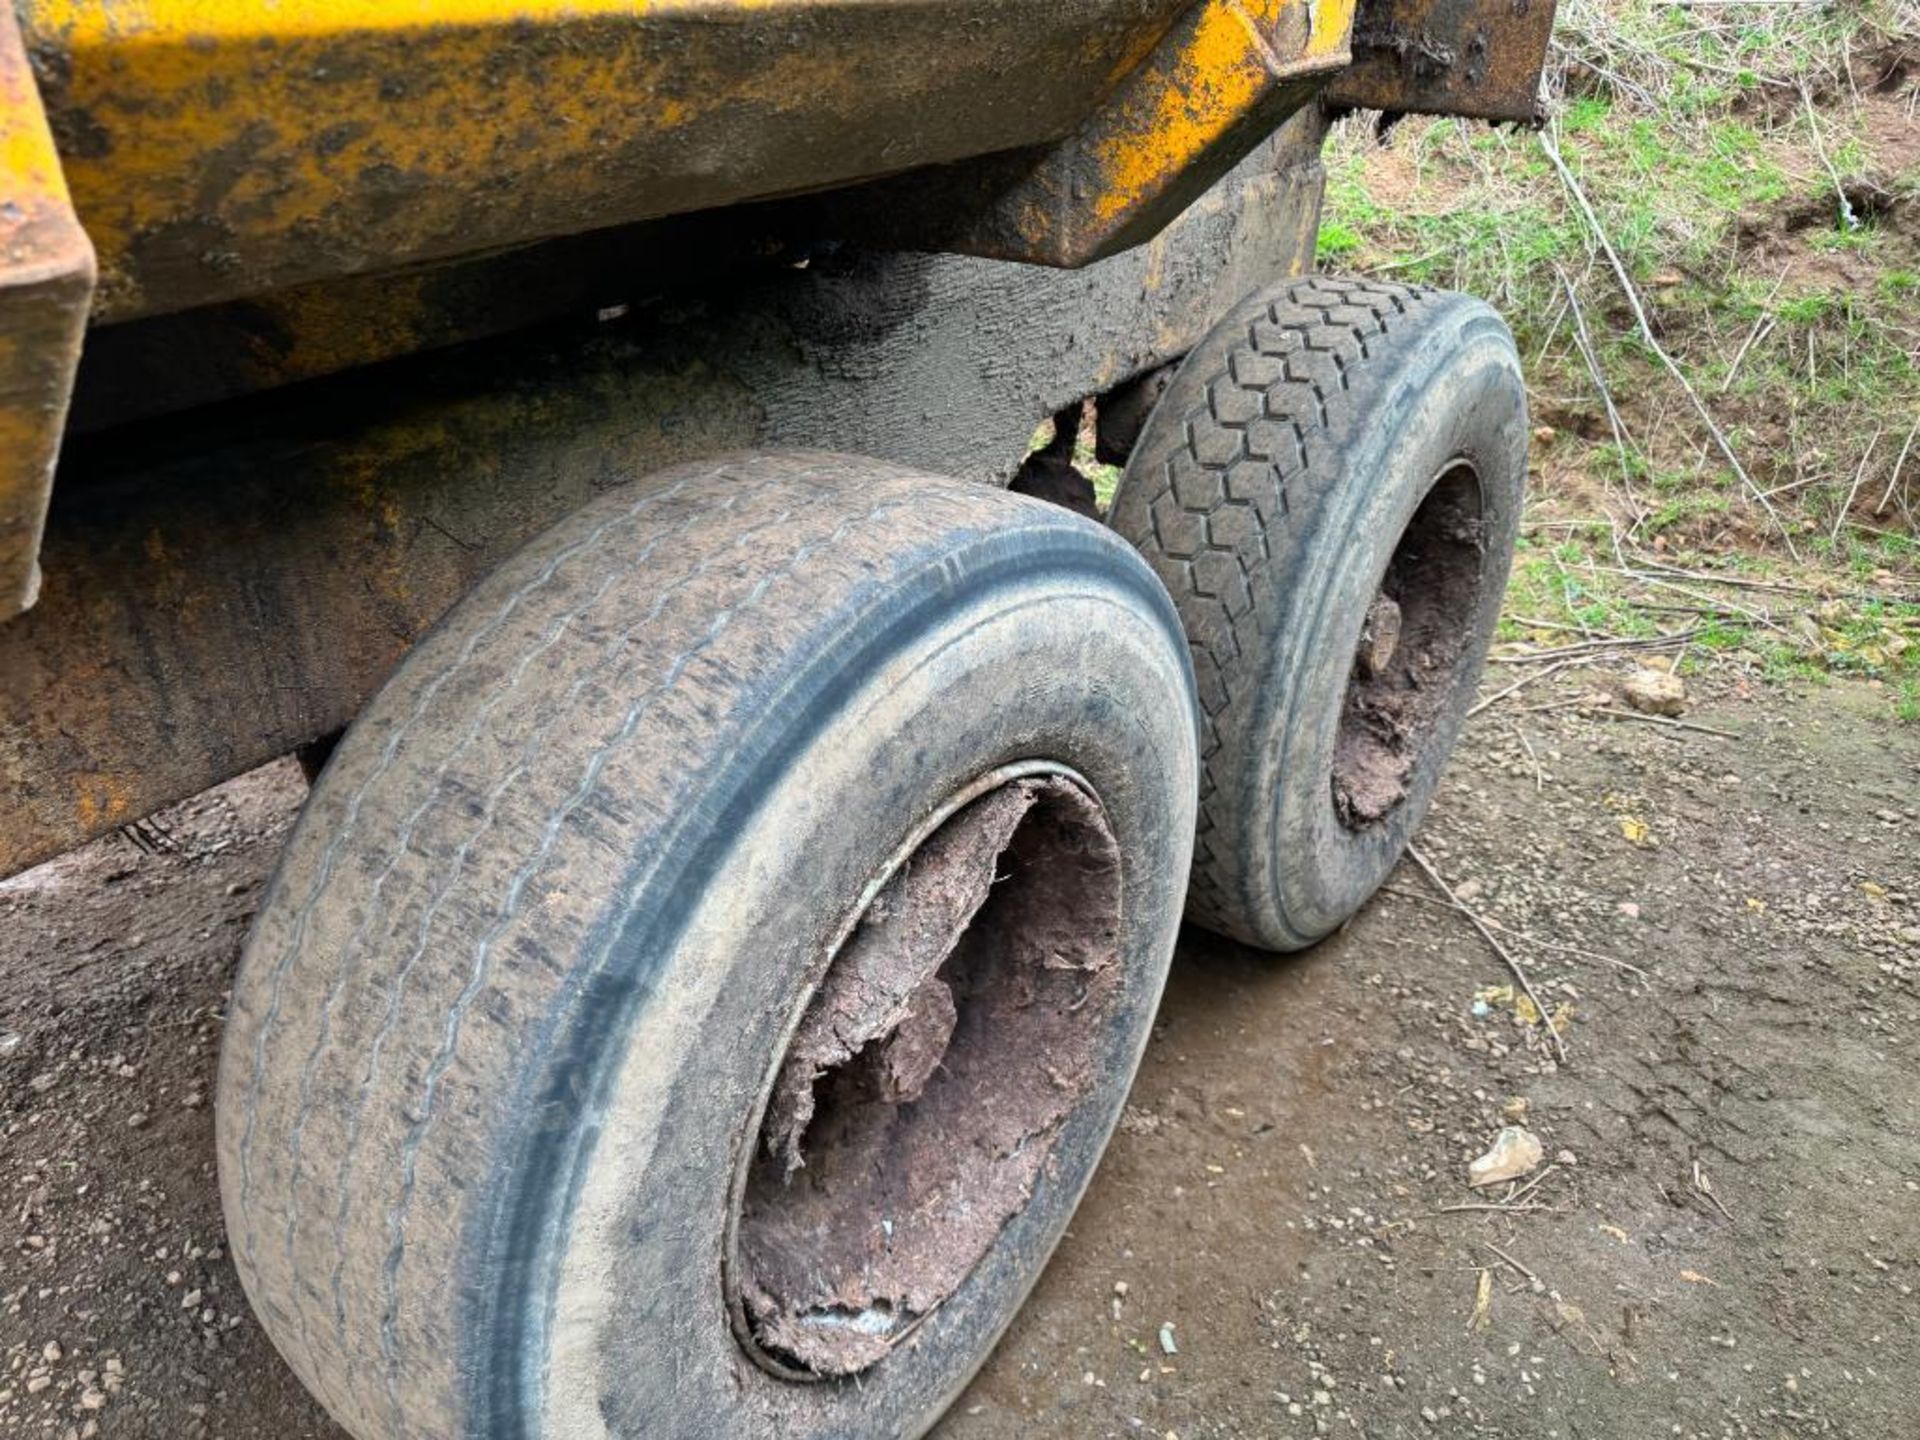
[1,8,91,622]
[1325,0,1557,125]
[843,0,1356,268]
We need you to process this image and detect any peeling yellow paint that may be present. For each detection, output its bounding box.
[32,0,802,44]
[1304,0,1357,59]
[1087,1,1274,224]
[0,21,69,202]
[2,7,93,621]
[17,0,1194,317]
[1083,0,1349,228]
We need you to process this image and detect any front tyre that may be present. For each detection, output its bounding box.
[216,452,1198,1440]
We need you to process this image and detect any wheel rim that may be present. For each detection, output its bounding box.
[1331,461,1489,829]
[724,763,1124,1381]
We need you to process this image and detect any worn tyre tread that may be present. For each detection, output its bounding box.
[1112,277,1447,935]
[225,455,876,1435]
[218,451,1198,1440]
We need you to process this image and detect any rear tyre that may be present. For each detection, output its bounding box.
[1108,277,1527,951]
[216,452,1198,1440]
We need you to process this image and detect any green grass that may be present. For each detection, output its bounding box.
[1894,676,1920,724]
[1315,0,1920,716]
[1316,220,1363,263]
[1492,523,1920,708]
[1318,0,1919,540]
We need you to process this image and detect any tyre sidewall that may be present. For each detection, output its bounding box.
[474,529,1197,1439]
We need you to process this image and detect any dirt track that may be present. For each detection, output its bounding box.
[4,675,1916,1438]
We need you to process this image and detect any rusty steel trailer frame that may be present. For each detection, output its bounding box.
[0,0,1555,878]
[0,124,1331,876]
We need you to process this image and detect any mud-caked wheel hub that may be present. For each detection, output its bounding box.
[728,773,1122,1379]
[1331,462,1489,829]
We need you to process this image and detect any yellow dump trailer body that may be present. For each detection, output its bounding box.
[19,0,1393,322]
[1,0,1553,871]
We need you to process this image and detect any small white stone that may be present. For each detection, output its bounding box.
[1469,1127,1544,1187]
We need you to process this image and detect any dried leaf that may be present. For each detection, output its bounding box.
[1470,1268,1493,1332]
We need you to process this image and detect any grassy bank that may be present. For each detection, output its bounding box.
[1320,0,1920,715]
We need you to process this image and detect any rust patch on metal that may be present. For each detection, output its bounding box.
[1332,464,1486,826]
[1325,0,1556,125]
[734,777,1122,1379]
[0,6,93,621]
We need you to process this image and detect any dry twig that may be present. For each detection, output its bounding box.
[1489,628,1708,664]
[1720,267,1790,393]
[1800,80,1860,232]
[1586,708,1742,740]
[1484,1241,1542,1286]
[1407,844,1568,1062]
[1502,1164,1561,1210]
[1692,1160,1736,1225]
[1468,659,1579,718]
[1539,128,1800,559]
[1436,1163,1562,1217]
[1504,715,1544,792]
[1557,265,1643,525]
[1875,419,1919,516]
[1615,559,1920,608]
[1379,886,1650,980]
[1434,1200,1553,1216]
[1831,429,1880,544]
[1469,1268,1495,1331]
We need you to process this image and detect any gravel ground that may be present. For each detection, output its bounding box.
[3,674,1916,1439]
